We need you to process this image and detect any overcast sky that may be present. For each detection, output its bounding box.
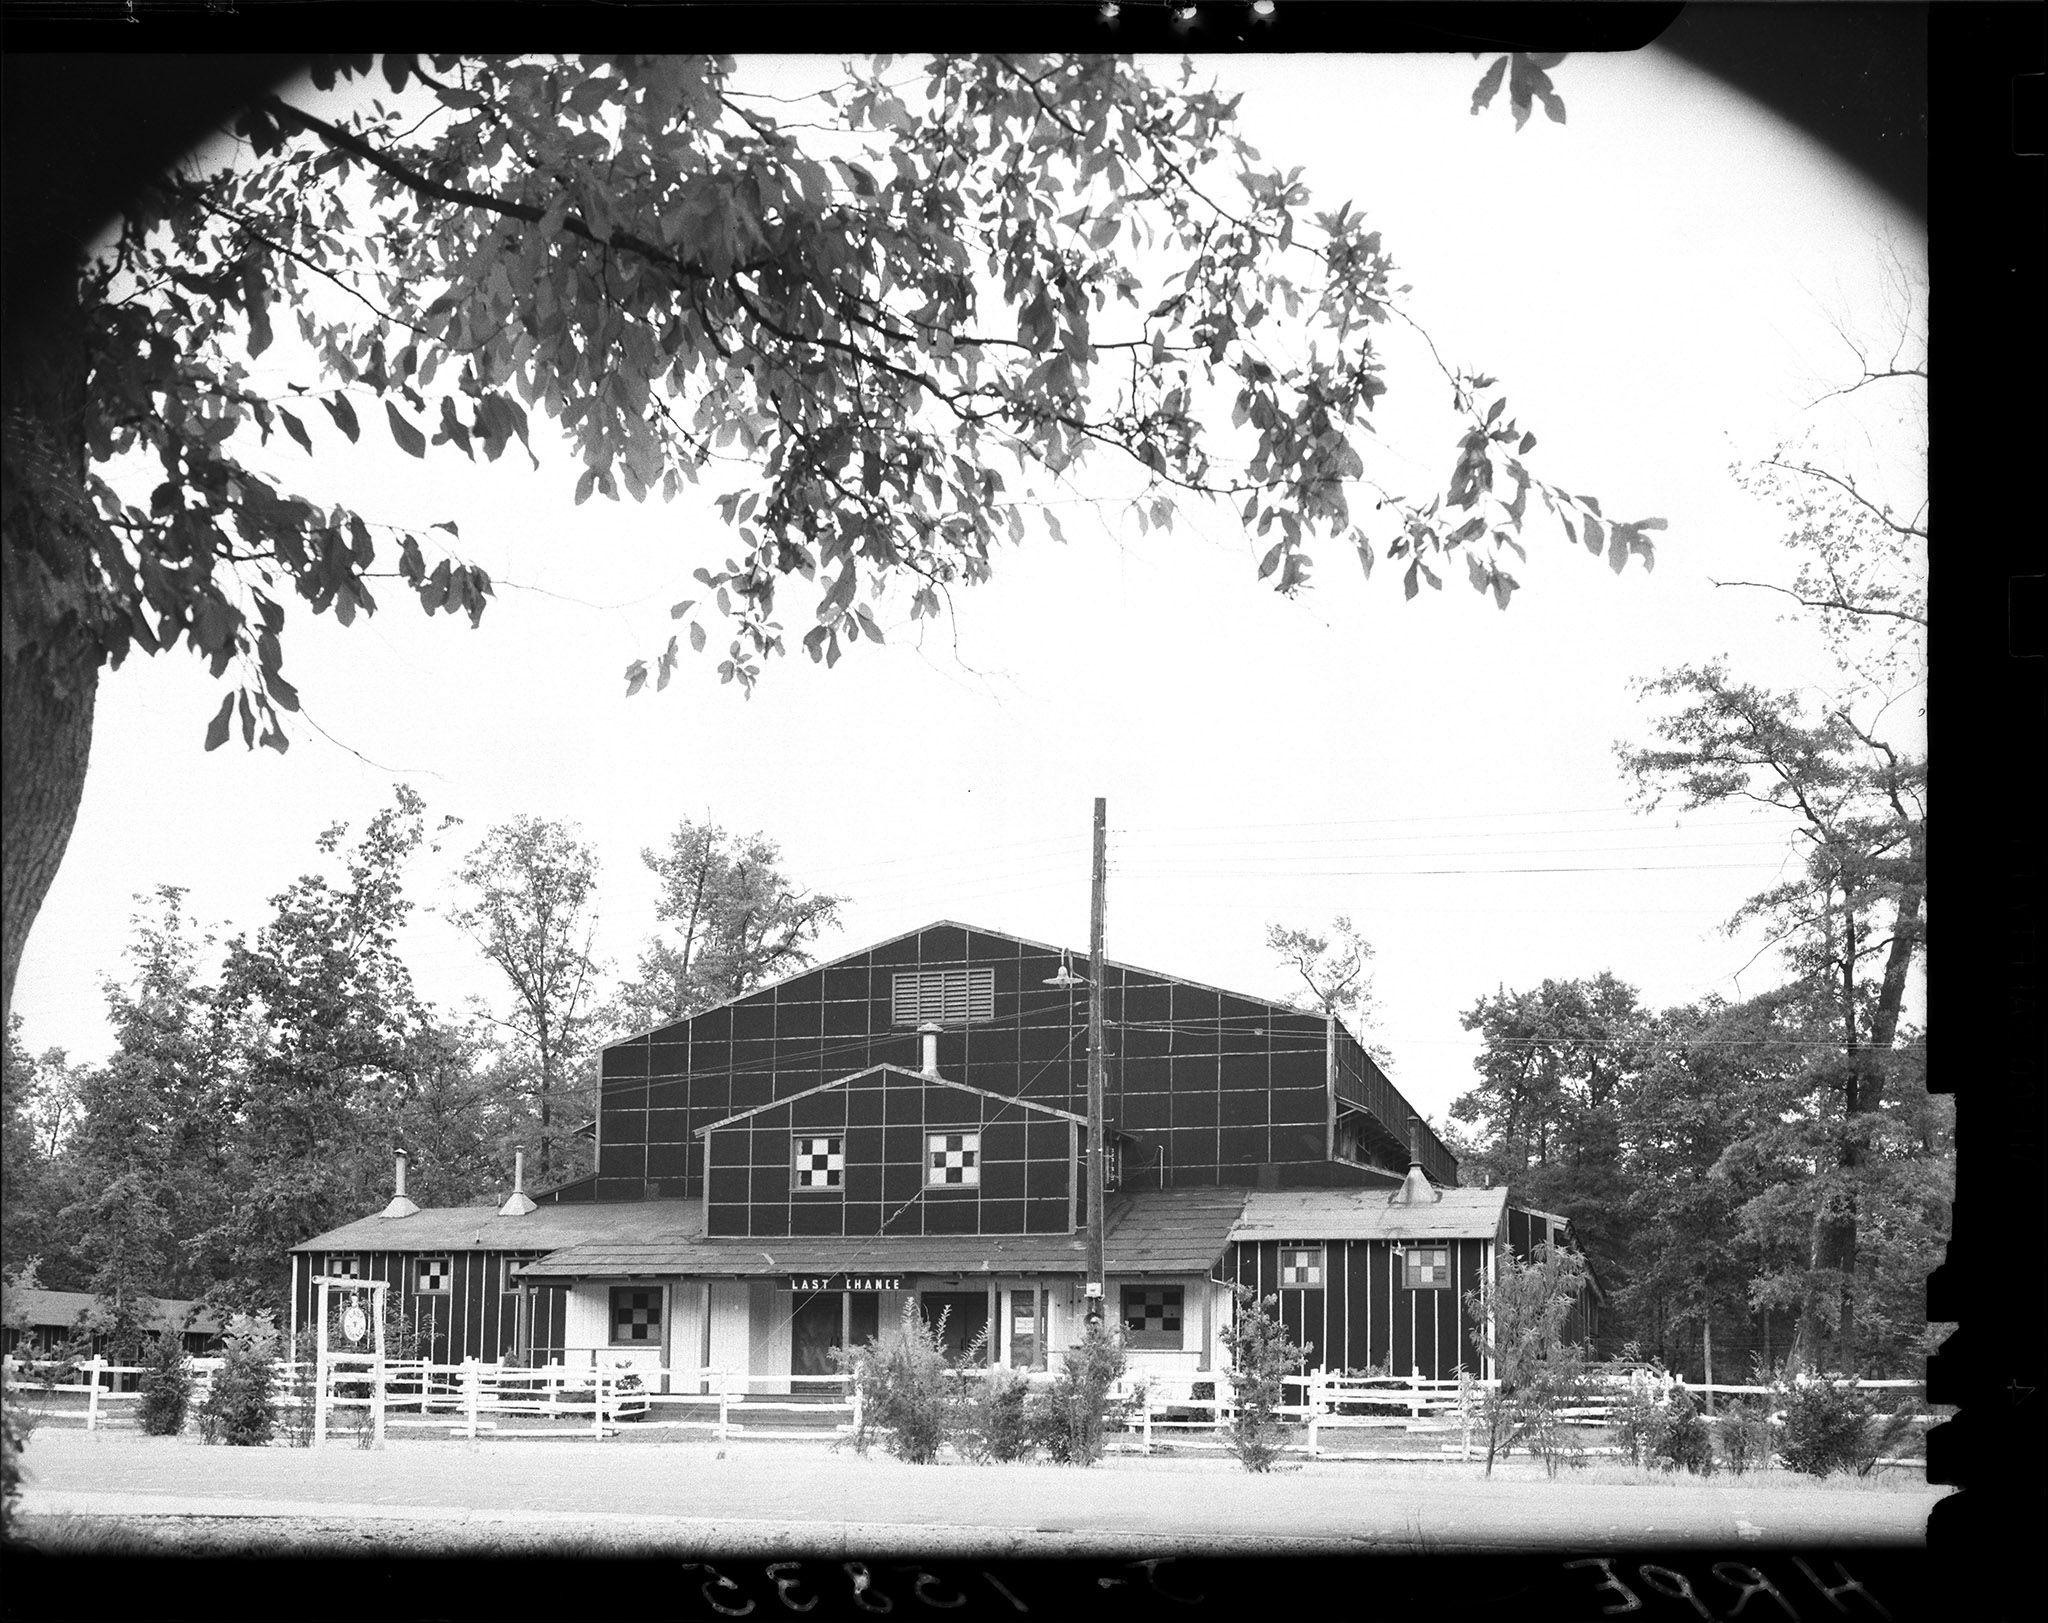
[12,47,1924,1137]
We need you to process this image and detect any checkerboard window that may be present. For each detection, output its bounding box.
[892,968,995,1026]
[792,1135,845,1192]
[1121,1285,1184,1349]
[1279,1245,1325,1289]
[610,1287,663,1346]
[330,1255,363,1280]
[413,1256,451,1295]
[1404,1247,1451,1290]
[927,1132,980,1188]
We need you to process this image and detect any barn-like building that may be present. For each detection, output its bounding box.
[291,922,1597,1386]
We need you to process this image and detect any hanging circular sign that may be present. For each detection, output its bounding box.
[341,1301,368,1346]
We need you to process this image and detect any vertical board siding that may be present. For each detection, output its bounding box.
[1225,1236,1491,1379]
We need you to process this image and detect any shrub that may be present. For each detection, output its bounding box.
[1717,1397,1773,1474]
[955,1367,1033,1464]
[1777,1371,1894,1477]
[835,1301,958,1463]
[1516,1339,1594,1476]
[1,1367,34,1531]
[281,1326,318,1448]
[1650,1387,1716,1476]
[1609,1371,1668,1468]
[136,1333,193,1436]
[196,1311,281,1447]
[1024,1320,1126,1466]
[1464,1244,1595,1477]
[1219,1288,1309,1473]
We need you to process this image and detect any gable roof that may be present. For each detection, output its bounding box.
[694,1062,1086,1136]
[1229,1185,1510,1243]
[614,919,1335,1047]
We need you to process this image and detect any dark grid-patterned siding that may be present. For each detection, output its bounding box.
[1227,1236,1490,1380]
[294,1251,570,1366]
[599,924,1440,1208]
[703,1068,1072,1237]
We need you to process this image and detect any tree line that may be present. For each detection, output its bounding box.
[0,800,843,1338]
[1443,327,1932,1382]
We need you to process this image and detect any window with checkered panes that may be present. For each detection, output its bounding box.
[610,1287,663,1346]
[412,1256,451,1295]
[1121,1285,1183,1349]
[926,1132,979,1188]
[1404,1247,1451,1289]
[792,1134,844,1192]
[328,1255,363,1280]
[1279,1245,1325,1289]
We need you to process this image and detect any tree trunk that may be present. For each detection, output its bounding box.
[2,264,103,1037]
[1701,1305,1713,1412]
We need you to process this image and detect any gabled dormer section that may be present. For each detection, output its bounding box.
[696,1062,1084,1240]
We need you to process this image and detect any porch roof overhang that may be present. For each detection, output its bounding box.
[518,1187,1249,1282]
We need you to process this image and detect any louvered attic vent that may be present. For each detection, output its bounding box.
[892,967,996,1026]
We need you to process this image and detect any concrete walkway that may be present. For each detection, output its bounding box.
[15,1429,1944,1555]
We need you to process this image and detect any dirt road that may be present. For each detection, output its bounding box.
[13,1428,1943,1556]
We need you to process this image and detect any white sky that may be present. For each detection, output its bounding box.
[12,48,1924,1137]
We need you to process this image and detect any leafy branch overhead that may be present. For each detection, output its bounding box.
[30,51,1658,746]
[1469,52,1569,131]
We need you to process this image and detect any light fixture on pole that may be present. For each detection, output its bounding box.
[1043,950,1088,990]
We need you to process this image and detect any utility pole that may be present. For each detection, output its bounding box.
[1086,796,1107,1326]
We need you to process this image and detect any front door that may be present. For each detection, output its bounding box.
[919,1291,990,1361]
[791,1291,843,1377]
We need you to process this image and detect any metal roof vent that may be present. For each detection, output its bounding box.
[1388,1120,1441,1207]
[379,1149,420,1219]
[499,1149,537,1217]
[918,1021,942,1077]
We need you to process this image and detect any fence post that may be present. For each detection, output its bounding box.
[1141,1385,1153,1456]
[849,1371,862,1436]
[1307,1372,1320,1460]
[718,1369,731,1444]
[1460,1373,1473,1463]
[594,1367,607,1441]
[464,1357,480,1441]
[84,1357,104,1432]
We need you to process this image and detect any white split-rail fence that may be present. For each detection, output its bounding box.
[2,1355,1934,1466]
[1,1353,862,1444]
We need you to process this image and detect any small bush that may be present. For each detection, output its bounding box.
[955,1367,1033,1463]
[1219,1288,1309,1473]
[196,1312,281,1447]
[1518,1340,1594,1476]
[836,1302,957,1464]
[1024,1321,1126,1466]
[1610,1374,1667,1468]
[1717,1397,1773,1474]
[2,1369,35,1530]
[135,1333,193,1437]
[1777,1371,1877,1477]
[1650,1387,1716,1476]
[281,1326,318,1448]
